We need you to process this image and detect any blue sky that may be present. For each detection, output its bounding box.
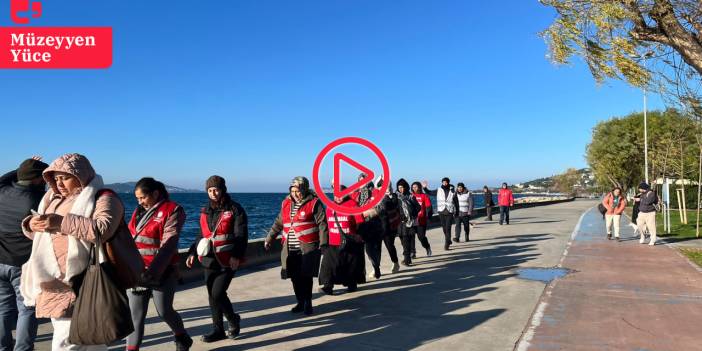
[0,0,665,191]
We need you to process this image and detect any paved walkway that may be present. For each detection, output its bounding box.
[34,200,594,350]
[518,207,702,351]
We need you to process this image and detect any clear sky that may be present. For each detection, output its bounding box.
[0,0,665,192]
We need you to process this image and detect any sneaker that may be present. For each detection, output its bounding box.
[175,334,193,351]
[649,241,656,246]
[401,260,411,267]
[291,302,304,313]
[639,239,646,244]
[607,234,612,240]
[201,330,226,343]
[426,247,432,257]
[227,314,241,339]
[392,262,400,273]
[616,237,621,242]
[452,238,459,243]
[320,286,333,295]
[411,253,417,259]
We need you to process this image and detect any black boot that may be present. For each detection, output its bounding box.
[303,299,313,316]
[200,329,226,343]
[291,300,304,313]
[227,314,241,339]
[320,285,334,295]
[175,333,193,351]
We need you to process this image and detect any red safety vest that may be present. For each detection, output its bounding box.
[280,197,320,244]
[326,199,364,246]
[199,209,236,265]
[128,200,181,268]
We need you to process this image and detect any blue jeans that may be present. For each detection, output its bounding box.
[0,263,37,351]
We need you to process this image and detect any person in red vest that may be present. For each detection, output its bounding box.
[497,182,515,225]
[319,185,367,295]
[265,176,328,316]
[127,177,192,351]
[186,176,248,342]
[411,182,433,258]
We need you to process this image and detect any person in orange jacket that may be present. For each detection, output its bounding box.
[602,187,627,241]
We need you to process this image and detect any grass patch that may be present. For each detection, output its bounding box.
[680,248,702,268]
[657,210,699,239]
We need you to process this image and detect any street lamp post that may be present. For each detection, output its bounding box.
[641,51,653,185]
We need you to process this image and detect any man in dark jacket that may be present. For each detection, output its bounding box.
[0,157,48,351]
[483,186,494,221]
[636,182,659,246]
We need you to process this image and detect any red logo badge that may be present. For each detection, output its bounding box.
[10,0,42,24]
[312,137,390,215]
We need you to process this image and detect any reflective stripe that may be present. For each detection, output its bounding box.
[292,221,315,227]
[213,234,233,242]
[296,227,319,236]
[215,244,234,252]
[134,236,159,245]
[138,248,158,256]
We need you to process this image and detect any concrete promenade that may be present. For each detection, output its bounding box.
[518,206,702,351]
[32,200,639,350]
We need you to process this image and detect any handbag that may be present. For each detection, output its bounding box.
[196,238,213,256]
[333,213,349,251]
[597,203,607,215]
[69,230,134,345]
[104,219,144,289]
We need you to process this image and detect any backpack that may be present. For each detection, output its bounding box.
[399,194,420,223]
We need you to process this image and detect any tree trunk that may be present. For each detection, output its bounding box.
[697,143,701,238]
[681,140,688,224]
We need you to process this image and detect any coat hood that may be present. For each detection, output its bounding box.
[42,153,96,195]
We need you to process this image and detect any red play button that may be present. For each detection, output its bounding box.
[333,153,375,199]
[312,137,390,215]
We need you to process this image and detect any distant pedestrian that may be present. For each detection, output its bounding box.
[411,182,433,258]
[319,186,366,295]
[352,173,384,281]
[0,157,47,351]
[602,187,626,241]
[636,182,659,246]
[378,183,401,273]
[483,186,494,221]
[498,183,514,225]
[127,177,193,351]
[454,183,474,242]
[396,179,420,266]
[186,176,247,343]
[629,193,642,232]
[423,178,458,250]
[265,177,328,315]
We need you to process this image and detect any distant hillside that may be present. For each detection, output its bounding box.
[515,168,596,193]
[104,182,202,193]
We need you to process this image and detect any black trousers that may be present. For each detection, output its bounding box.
[398,226,413,264]
[439,213,453,245]
[412,226,431,255]
[383,232,399,263]
[288,251,313,304]
[455,215,470,241]
[365,239,382,272]
[499,206,510,224]
[486,206,493,220]
[204,267,237,331]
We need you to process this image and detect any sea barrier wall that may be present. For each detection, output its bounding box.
[177,197,575,282]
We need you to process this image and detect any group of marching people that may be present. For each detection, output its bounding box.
[0,153,515,350]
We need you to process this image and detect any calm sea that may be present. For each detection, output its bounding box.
[117,192,546,249]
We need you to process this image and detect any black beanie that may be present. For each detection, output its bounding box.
[457,182,465,188]
[638,182,650,190]
[206,175,227,192]
[17,159,48,181]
